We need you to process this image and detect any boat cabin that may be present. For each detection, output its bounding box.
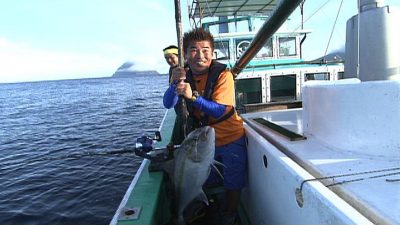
[206,20,344,113]
[214,31,304,65]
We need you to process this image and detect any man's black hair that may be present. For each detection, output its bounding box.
[163,45,178,51]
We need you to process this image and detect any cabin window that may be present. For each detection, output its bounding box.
[279,37,296,57]
[235,78,262,108]
[305,72,330,81]
[255,38,273,58]
[235,38,252,58]
[214,40,230,60]
[338,72,344,79]
[270,75,296,101]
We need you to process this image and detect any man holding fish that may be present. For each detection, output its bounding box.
[163,27,247,225]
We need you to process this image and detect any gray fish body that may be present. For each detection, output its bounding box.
[173,126,215,223]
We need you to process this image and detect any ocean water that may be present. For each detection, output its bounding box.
[0,74,168,225]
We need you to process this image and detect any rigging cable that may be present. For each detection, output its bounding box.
[289,0,333,36]
[323,0,344,62]
[285,0,335,67]
[282,0,344,74]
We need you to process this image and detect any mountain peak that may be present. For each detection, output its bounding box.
[112,61,159,77]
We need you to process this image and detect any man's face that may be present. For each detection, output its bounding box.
[186,41,213,75]
[164,54,179,67]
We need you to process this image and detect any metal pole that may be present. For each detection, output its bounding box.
[174,0,185,67]
[174,0,188,138]
[231,0,303,76]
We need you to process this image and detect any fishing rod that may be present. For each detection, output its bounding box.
[0,148,138,169]
[174,0,189,138]
[0,131,179,170]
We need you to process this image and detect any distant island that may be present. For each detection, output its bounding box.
[112,62,159,77]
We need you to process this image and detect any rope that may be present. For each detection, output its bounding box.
[326,171,400,187]
[299,167,400,192]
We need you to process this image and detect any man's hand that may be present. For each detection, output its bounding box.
[170,67,186,83]
[176,82,192,100]
[171,67,192,100]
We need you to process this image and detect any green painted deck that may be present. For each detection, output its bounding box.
[113,109,251,225]
[115,109,176,225]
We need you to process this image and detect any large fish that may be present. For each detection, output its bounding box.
[172,126,215,224]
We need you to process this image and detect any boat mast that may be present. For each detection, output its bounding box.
[231,0,303,76]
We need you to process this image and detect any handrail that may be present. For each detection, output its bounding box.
[231,0,304,77]
[245,59,345,70]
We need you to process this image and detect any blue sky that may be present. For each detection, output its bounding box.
[0,0,398,83]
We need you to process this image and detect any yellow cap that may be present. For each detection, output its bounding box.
[164,48,178,56]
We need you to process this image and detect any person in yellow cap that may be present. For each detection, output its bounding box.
[163,45,186,146]
[163,45,179,82]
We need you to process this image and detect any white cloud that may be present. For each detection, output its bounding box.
[0,1,189,83]
[0,37,171,83]
[144,2,163,11]
[0,38,121,83]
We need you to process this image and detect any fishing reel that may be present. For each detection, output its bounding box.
[134,132,160,152]
[134,131,177,162]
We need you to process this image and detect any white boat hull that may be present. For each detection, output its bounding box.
[241,125,373,225]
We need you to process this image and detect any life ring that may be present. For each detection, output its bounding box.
[236,40,251,57]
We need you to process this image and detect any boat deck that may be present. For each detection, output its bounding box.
[111,110,176,225]
[111,110,246,225]
[242,109,400,225]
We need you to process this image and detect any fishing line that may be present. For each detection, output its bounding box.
[0,148,137,170]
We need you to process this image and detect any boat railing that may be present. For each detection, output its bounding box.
[245,59,345,70]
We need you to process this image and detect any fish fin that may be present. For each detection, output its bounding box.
[211,162,224,180]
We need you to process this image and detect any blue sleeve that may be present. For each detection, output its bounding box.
[163,84,178,109]
[192,96,226,118]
